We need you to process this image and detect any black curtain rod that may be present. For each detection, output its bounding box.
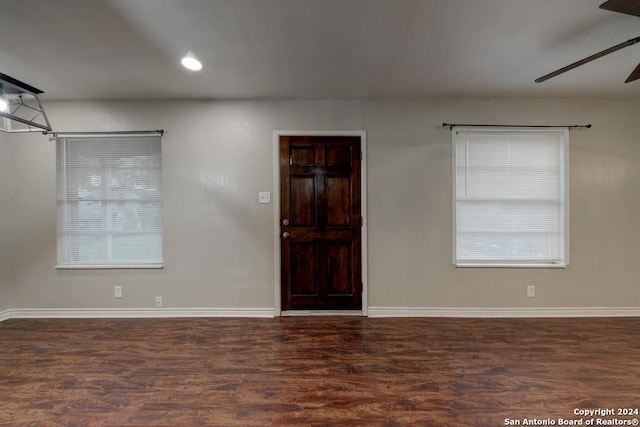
[442,123,591,130]
[43,130,165,136]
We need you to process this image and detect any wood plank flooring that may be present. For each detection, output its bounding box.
[1,317,639,426]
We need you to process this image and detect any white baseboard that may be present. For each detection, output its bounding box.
[7,308,275,319]
[3,307,639,321]
[368,306,640,318]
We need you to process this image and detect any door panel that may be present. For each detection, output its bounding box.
[280,136,362,311]
[326,177,351,226]
[325,146,351,166]
[291,176,316,226]
[290,243,317,296]
[326,242,352,295]
[290,147,316,166]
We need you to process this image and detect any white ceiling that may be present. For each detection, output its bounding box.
[1,0,639,100]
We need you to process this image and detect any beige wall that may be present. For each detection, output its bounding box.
[0,130,11,311]
[4,98,640,312]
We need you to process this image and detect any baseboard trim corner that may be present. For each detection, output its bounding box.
[0,309,11,322]
[367,306,640,318]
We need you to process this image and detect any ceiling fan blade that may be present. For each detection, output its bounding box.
[600,0,640,17]
[535,36,640,83]
[625,62,640,83]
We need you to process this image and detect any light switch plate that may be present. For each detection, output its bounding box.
[527,285,535,298]
[259,192,271,204]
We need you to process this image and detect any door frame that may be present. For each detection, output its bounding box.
[272,131,368,317]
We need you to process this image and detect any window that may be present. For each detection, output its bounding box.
[453,127,568,267]
[56,133,163,268]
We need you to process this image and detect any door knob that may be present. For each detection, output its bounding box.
[282,218,290,225]
[282,232,290,239]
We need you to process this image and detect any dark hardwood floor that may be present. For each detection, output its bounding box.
[1,317,639,426]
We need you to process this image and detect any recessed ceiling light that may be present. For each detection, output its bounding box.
[0,98,7,112]
[181,51,202,71]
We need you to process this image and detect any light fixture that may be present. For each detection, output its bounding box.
[181,51,202,71]
[0,72,52,132]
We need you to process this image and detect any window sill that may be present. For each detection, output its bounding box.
[455,262,567,269]
[55,264,164,270]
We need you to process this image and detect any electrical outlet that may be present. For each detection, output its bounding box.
[258,192,271,204]
[527,285,535,298]
[155,296,163,307]
[114,285,122,299]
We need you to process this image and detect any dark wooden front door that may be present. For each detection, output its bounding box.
[280,136,362,311]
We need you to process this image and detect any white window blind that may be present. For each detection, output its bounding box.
[56,133,163,268]
[453,128,568,267]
